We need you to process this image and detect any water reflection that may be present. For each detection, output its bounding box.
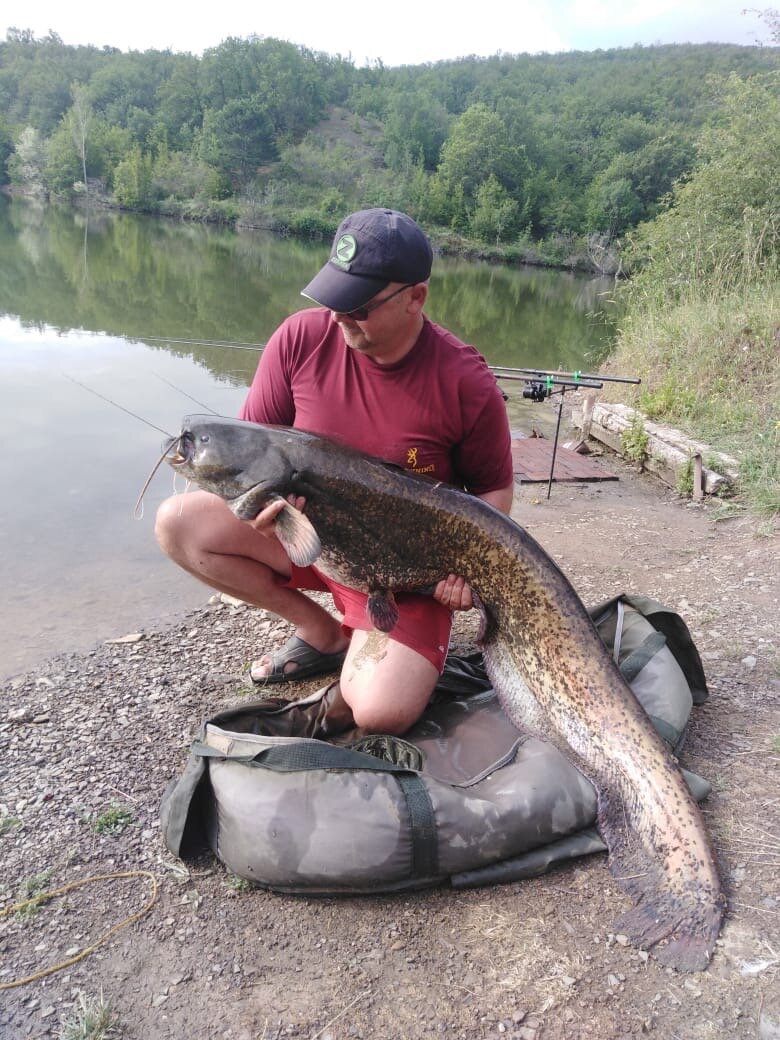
[0,196,619,677]
[0,196,616,377]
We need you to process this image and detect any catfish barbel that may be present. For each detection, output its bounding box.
[165,415,725,971]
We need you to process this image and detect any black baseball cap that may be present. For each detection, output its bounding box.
[301,208,433,312]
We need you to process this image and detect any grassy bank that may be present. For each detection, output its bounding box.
[602,280,779,518]
[597,67,778,521]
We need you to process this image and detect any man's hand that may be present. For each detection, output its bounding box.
[247,494,306,535]
[433,573,474,612]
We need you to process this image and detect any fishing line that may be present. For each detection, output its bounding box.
[142,335,265,352]
[153,373,220,414]
[65,373,217,518]
[63,373,173,437]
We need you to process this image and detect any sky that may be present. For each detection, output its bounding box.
[3,1,773,65]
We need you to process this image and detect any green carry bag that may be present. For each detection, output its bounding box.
[160,594,711,893]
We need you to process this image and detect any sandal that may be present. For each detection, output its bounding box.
[250,635,347,685]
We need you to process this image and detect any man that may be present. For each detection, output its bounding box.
[156,208,514,734]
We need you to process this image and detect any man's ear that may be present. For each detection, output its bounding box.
[408,282,428,313]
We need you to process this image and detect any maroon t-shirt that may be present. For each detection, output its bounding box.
[240,308,513,495]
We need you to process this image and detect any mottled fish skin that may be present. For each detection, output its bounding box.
[167,416,726,971]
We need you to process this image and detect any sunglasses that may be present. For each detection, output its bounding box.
[343,283,414,321]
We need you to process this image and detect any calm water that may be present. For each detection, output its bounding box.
[0,196,618,677]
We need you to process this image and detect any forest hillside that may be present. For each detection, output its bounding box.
[1,30,776,264]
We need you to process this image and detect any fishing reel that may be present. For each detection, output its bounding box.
[493,365,640,500]
[522,379,552,403]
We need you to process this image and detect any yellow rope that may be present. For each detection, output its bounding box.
[0,870,159,990]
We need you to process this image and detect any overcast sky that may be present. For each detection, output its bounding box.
[3,1,773,65]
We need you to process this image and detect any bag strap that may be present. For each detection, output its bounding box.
[192,740,441,879]
[193,740,404,772]
[394,774,440,878]
[618,630,668,683]
[612,599,625,666]
[590,592,709,704]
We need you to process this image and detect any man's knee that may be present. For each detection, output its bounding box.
[154,495,188,557]
[349,703,416,736]
[342,666,437,735]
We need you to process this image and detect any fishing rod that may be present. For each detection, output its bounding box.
[130,336,644,499]
[493,367,641,500]
[491,365,640,386]
[136,339,641,393]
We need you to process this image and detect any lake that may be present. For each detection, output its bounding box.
[0,195,618,677]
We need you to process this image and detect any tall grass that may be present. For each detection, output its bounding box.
[603,276,779,516]
[601,69,779,520]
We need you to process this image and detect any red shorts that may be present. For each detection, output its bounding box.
[279,565,452,672]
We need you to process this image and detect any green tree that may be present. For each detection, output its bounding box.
[152,149,223,202]
[8,125,47,194]
[436,103,525,200]
[382,89,449,171]
[0,112,13,181]
[433,103,530,229]
[199,97,276,183]
[44,118,82,193]
[88,52,172,132]
[470,174,522,243]
[112,144,155,207]
[154,54,204,151]
[628,71,780,289]
[585,134,695,233]
[90,121,134,189]
[585,173,643,235]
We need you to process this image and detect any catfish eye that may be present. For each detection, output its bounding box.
[199,434,210,444]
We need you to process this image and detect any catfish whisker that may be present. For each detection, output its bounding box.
[134,437,179,519]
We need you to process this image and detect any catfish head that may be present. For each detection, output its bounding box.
[165,414,322,567]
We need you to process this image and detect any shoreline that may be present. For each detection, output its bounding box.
[0,186,614,277]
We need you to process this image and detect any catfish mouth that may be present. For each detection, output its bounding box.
[165,431,193,467]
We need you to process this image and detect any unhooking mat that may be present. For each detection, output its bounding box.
[160,593,712,893]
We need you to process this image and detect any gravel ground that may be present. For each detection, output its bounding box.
[1,454,778,1040]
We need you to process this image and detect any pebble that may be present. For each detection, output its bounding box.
[7,707,32,723]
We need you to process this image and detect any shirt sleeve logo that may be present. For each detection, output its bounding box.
[406,446,419,467]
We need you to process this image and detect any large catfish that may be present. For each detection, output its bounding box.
[166,415,725,971]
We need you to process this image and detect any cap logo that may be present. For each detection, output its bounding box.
[331,233,358,270]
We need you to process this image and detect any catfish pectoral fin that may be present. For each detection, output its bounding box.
[274,501,322,567]
[366,588,399,633]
